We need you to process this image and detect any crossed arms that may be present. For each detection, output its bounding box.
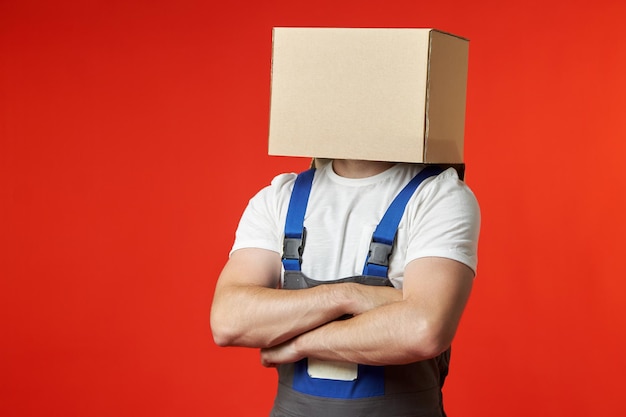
[210,247,474,367]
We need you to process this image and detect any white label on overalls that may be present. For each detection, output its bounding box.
[307,358,358,381]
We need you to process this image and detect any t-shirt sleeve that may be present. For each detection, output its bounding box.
[229,173,297,256]
[404,168,481,274]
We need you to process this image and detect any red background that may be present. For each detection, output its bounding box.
[2,0,626,416]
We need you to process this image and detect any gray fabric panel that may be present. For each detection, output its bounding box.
[270,383,443,417]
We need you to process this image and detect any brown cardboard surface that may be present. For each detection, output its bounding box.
[424,30,469,163]
[268,28,469,163]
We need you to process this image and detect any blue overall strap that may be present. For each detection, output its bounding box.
[282,168,316,272]
[363,165,444,277]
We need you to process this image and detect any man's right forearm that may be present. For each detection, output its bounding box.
[211,283,349,348]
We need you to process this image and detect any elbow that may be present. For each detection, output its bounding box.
[210,313,268,348]
[210,296,251,347]
[212,328,234,348]
[211,319,281,349]
[420,336,452,360]
[210,323,232,347]
[407,323,455,361]
[210,312,240,347]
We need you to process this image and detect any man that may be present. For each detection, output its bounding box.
[211,158,480,416]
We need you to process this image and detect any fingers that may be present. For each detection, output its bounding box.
[259,339,302,366]
[260,349,277,368]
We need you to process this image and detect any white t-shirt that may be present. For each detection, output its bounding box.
[231,161,480,288]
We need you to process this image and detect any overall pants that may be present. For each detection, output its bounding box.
[270,166,450,417]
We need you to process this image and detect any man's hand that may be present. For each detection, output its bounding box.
[260,339,303,367]
[342,283,402,315]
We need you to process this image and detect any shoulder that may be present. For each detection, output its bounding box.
[262,172,298,197]
[391,164,475,200]
[395,164,480,230]
[270,172,298,188]
[417,167,478,206]
[402,166,481,272]
[231,172,299,255]
[246,172,298,208]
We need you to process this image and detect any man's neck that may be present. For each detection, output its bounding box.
[331,159,396,179]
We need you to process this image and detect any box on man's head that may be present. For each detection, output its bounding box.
[268,27,469,165]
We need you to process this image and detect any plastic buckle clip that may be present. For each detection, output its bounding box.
[367,241,393,267]
[282,228,307,263]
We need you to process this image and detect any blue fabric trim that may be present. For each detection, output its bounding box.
[282,169,316,271]
[364,263,388,278]
[293,359,385,399]
[282,165,443,276]
[362,165,443,277]
[282,258,301,271]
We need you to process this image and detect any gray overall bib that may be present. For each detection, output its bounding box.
[270,166,450,417]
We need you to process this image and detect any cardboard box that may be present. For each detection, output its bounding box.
[268,28,469,164]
